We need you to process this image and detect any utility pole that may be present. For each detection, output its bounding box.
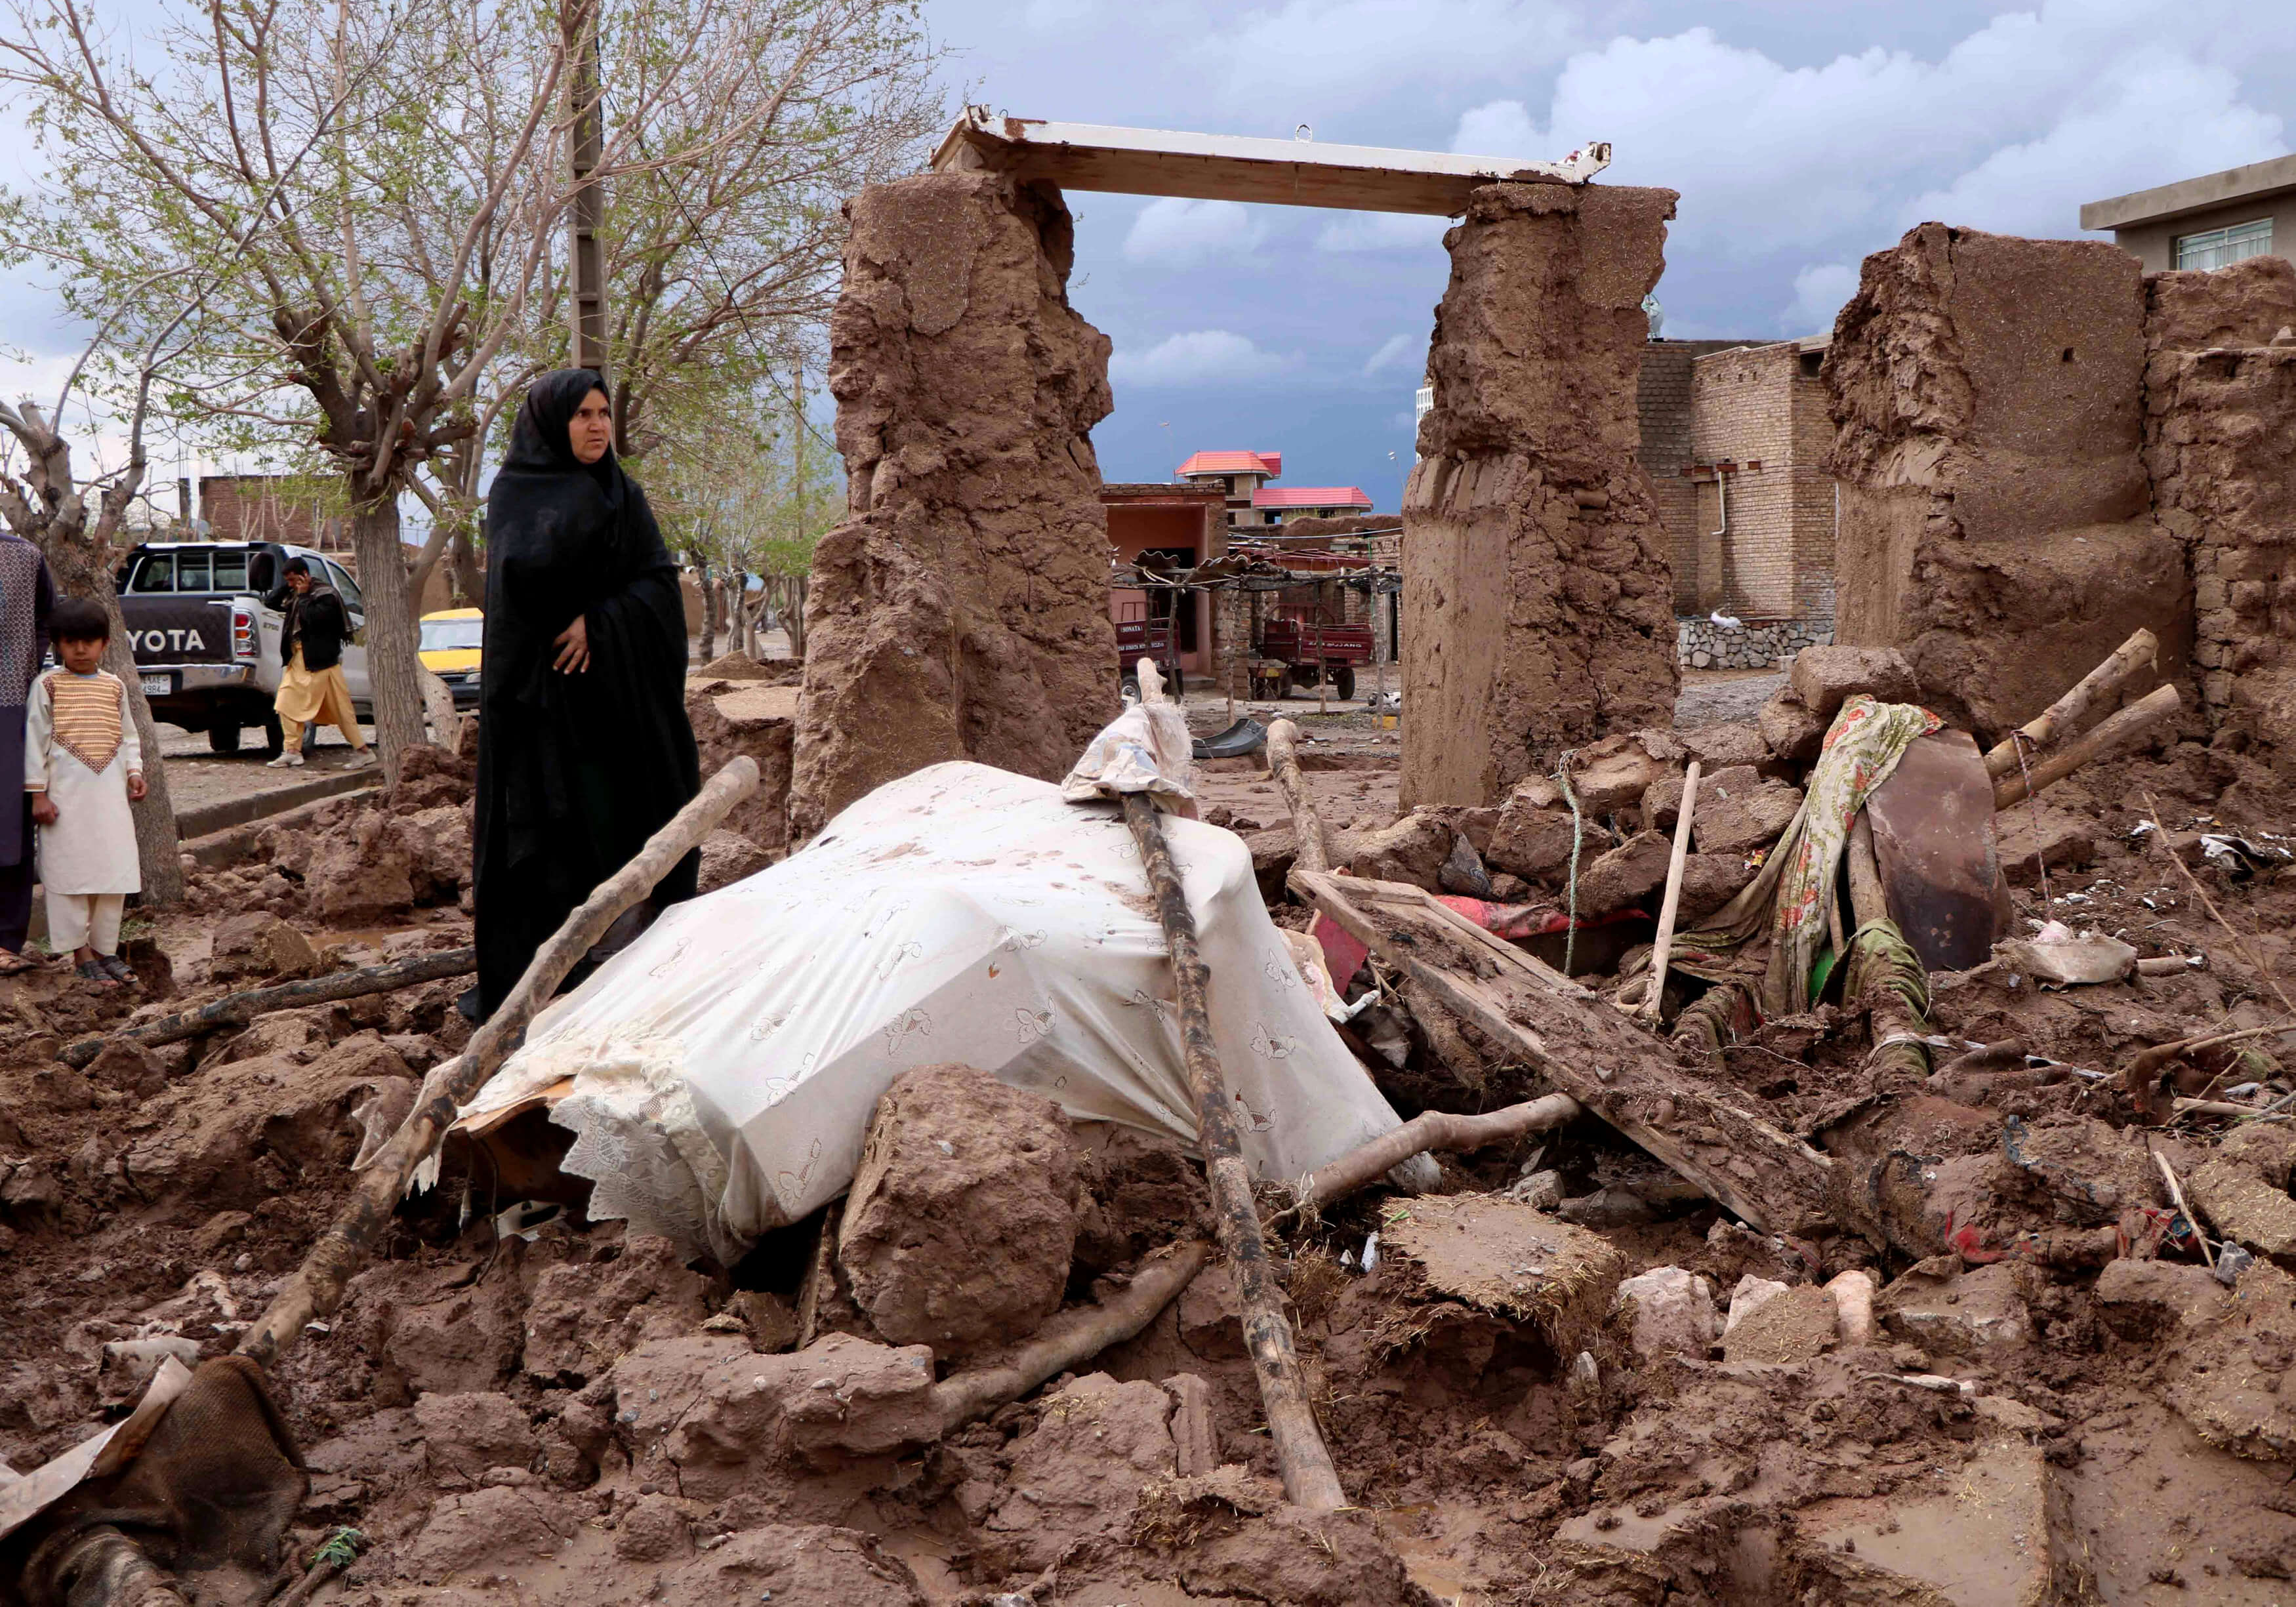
[563,0,608,379]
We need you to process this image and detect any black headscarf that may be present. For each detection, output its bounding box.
[472,369,701,1017]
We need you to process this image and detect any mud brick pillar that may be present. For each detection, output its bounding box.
[2141,254,2296,800]
[1399,182,1680,809]
[1825,224,2190,742]
[791,173,1118,838]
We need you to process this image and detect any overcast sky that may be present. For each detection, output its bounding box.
[5,0,2292,514]
[925,0,2295,509]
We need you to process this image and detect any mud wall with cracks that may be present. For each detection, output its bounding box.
[2142,253,2296,800]
[1399,181,1681,810]
[1823,224,2190,742]
[791,172,1118,838]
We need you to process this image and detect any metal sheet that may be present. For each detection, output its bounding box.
[1865,729,2003,973]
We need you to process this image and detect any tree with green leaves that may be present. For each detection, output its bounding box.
[1,0,933,783]
[649,358,837,661]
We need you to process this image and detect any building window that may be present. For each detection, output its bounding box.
[2175,218,2273,272]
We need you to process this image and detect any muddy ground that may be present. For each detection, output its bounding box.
[4,694,2295,1606]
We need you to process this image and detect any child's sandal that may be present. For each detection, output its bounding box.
[100,956,135,985]
[75,960,117,987]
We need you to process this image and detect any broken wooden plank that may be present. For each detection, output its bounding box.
[1290,869,1835,1238]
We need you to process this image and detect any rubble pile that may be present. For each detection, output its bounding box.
[7,620,2290,1606]
[8,205,2296,1606]
[184,744,477,929]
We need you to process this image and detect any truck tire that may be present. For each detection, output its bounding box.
[207,723,243,756]
[1332,666,1356,701]
[262,713,285,758]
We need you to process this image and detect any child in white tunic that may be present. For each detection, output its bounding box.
[25,600,144,986]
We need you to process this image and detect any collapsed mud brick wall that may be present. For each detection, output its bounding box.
[1399,182,1681,809]
[1824,224,2190,741]
[791,172,1118,837]
[2141,254,2296,794]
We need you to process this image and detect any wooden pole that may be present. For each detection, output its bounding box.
[562,0,609,379]
[237,758,760,1368]
[1983,628,2157,781]
[1124,661,1345,1511]
[2153,1148,2215,1269]
[61,948,477,1068]
[1291,1093,1580,1213]
[1264,717,1329,876]
[929,1240,1210,1433]
[1322,583,1341,716]
[1639,760,1700,1024]
[1992,684,2180,809]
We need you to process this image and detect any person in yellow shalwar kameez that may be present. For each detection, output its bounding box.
[264,558,375,770]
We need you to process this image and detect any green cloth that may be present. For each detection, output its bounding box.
[1645,695,1942,1017]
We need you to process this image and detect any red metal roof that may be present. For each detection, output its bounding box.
[1252,485,1373,510]
[1176,450,1281,479]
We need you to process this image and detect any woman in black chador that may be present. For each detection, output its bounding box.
[470,369,701,1020]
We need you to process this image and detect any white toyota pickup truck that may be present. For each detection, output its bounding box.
[115,540,372,756]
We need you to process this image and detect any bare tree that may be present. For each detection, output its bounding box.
[0,0,928,785]
[0,401,188,903]
[0,45,386,901]
[401,0,933,622]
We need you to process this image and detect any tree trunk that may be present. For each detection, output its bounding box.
[38,535,185,905]
[348,490,425,787]
[404,519,452,622]
[449,525,483,607]
[697,561,718,662]
[784,574,808,659]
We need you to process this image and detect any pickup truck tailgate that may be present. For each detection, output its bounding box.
[123,600,234,664]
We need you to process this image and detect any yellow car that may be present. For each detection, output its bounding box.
[419,607,483,708]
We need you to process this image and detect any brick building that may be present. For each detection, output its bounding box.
[197,474,354,554]
[1104,482,1229,685]
[1174,449,1373,528]
[1638,336,1839,668]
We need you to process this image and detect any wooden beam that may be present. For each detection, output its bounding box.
[932,110,1611,216]
[1992,683,2181,809]
[1290,870,1835,1238]
[1982,628,2158,781]
[1127,661,1345,1511]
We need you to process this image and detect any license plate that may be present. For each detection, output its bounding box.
[140,676,169,697]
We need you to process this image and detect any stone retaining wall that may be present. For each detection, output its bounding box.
[1675,615,1834,671]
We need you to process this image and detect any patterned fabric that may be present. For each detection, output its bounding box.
[1759,695,1942,1011]
[0,535,47,710]
[43,669,126,775]
[1637,695,1942,1017]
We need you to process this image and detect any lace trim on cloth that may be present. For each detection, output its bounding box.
[517,1026,744,1266]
